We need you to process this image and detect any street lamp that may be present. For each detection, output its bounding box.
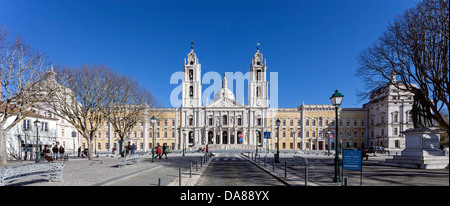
[182,129,186,156]
[275,118,281,163]
[150,116,156,162]
[34,119,41,163]
[256,130,259,157]
[330,90,343,183]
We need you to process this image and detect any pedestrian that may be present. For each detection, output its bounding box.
[78,146,81,157]
[131,143,136,155]
[206,144,209,153]
[112,146,116,155]
[52,145,58,160]
[157,145,162,159]
[162,143,168,159]
[59,146,65,159]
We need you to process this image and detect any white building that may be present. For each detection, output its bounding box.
[364,74,415,149]
[180,45,270,150]
[5,112,58,160]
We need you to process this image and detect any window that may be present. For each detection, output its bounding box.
[394,128,398,136]
[23,120,30,130]
[305,119,309,126]
[189,70,193,80]
[209,117,213,126]
[189,118,194,126]
[189,86,193,97]
[237,118,242,126]
[312,119,316,127]
[41,122,48,132]
[354,118,358,127]
[223,115,228,125]
[257,118,262,126]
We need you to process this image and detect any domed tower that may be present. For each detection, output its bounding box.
[248,43,268,107]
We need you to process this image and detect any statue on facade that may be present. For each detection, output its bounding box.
[412,88,434,129]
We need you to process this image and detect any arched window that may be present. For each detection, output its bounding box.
[256,86,260,97]
[189,86,193,97]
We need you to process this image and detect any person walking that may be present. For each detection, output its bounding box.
[78,146,81,157]
[162,143,168,159]
[156,145,162,159]
[52,145,58,160]
[131,143,136,155]
[59,146,65,159]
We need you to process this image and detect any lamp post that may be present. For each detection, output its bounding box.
[327,130,331,156]
[34,119,41,163]
[256,130,259,157]
[150,116,156,162]
[24,128,29,161]
[275,118,281,163]
[330,90,344,183]
[182,129,186,156]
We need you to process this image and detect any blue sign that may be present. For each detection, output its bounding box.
[264,132,271,139]
[329,138,333,143]
[238,137,243,143]
[343,150,362,171]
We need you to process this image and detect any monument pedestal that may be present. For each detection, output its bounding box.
[384,128,449,169]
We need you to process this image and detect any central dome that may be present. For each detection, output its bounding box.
[214,87,235,101]
[214,75,235,101]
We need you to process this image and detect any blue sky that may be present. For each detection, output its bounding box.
[0,0,420,108]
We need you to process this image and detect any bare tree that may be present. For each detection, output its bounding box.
[48,64,118,160]
[107,75,159,155]
[356,0,449,137]
[0,26,51,166]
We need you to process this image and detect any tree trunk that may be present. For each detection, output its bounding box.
[0,126,8,167]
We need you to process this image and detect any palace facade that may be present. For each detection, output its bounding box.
[4,45,414,160]
[82,46,373,153]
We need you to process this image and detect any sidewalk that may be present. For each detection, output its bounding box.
[1,152,211,186]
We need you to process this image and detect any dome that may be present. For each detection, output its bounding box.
[214,87,235,101]
[213,75,235,101]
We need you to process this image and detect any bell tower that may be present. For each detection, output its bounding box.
[182,42,202,107]
[248,43,268,107]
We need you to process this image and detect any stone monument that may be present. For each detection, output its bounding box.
[384,89,449,169]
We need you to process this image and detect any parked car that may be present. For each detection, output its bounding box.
[368,146,386,154]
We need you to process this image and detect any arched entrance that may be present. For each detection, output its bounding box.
[208,131,214,144]
[188,131,194,145]
[257,131,262,146]
[222,131,228,144]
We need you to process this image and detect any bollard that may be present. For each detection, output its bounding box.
[196,159,198,171]
[344,178,348,186]
[273,160,275,172]
[190,162,192,178]
[264,156,267,167]
[179,168,182,186]
[158,178,162,186]
[305,167,308,186]
[284,161,288,178]
[201,157,203,167]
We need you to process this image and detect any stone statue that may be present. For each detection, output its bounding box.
[412,88,434,128]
